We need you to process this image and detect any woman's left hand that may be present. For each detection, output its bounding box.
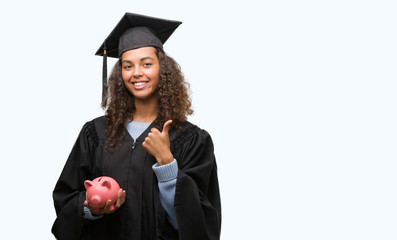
[142,120,174,165]
[84,188,126,215]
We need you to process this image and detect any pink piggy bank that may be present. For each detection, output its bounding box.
[84,176,120,211]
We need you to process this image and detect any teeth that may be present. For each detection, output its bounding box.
[133,82,147,86]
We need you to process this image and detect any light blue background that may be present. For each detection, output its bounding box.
[1,0,396,239]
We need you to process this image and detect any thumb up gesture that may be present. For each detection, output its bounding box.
[142,120,174,166]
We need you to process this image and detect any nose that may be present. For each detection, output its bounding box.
[90,195,101,206]
[133,66,143,78]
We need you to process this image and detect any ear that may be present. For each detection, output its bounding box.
[84,180,93,190]
[101,179,111,189]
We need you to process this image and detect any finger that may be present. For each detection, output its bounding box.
[115,189,123,208]
[162,120,173,135]
[84,201,96,213]
[151,128,160,134]
[104,200,113,213]
[84,202,95,213]
[142,141,150,152]
[104,199,112,209]
[121,190,126,203]
[117,190,126,208]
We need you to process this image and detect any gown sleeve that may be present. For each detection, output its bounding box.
[172,126,222,240]
[51,121,97,240]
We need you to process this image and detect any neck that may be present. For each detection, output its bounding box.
[132,97,159,123]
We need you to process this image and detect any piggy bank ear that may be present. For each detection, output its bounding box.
[84,180,93,190]
[101,179,111,189]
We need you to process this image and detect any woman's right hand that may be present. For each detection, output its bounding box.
[84,188,126,215]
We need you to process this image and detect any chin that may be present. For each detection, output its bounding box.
[133,93,156,101]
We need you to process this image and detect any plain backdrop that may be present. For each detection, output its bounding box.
[1,0,396,239]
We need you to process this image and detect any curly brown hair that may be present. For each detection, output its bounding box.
[101,48,193,149]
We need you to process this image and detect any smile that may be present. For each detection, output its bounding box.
[132,81,149,90]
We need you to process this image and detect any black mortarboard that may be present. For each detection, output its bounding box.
[96,13,182,103]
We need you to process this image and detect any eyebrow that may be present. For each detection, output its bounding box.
[122,57,155,64]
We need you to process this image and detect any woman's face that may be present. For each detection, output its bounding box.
[121,46,160,101]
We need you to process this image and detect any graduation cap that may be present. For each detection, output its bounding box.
[96,12,182,102]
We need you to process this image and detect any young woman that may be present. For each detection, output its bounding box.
[52,13,221,240]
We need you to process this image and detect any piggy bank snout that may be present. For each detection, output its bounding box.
[90,195,101,205]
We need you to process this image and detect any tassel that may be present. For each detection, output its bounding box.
[102,41,108,105]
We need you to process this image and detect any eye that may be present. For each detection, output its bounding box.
[143,62,153,67]
[123,65,132,70]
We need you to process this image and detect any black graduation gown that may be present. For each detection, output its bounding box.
[52,116,221,240]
